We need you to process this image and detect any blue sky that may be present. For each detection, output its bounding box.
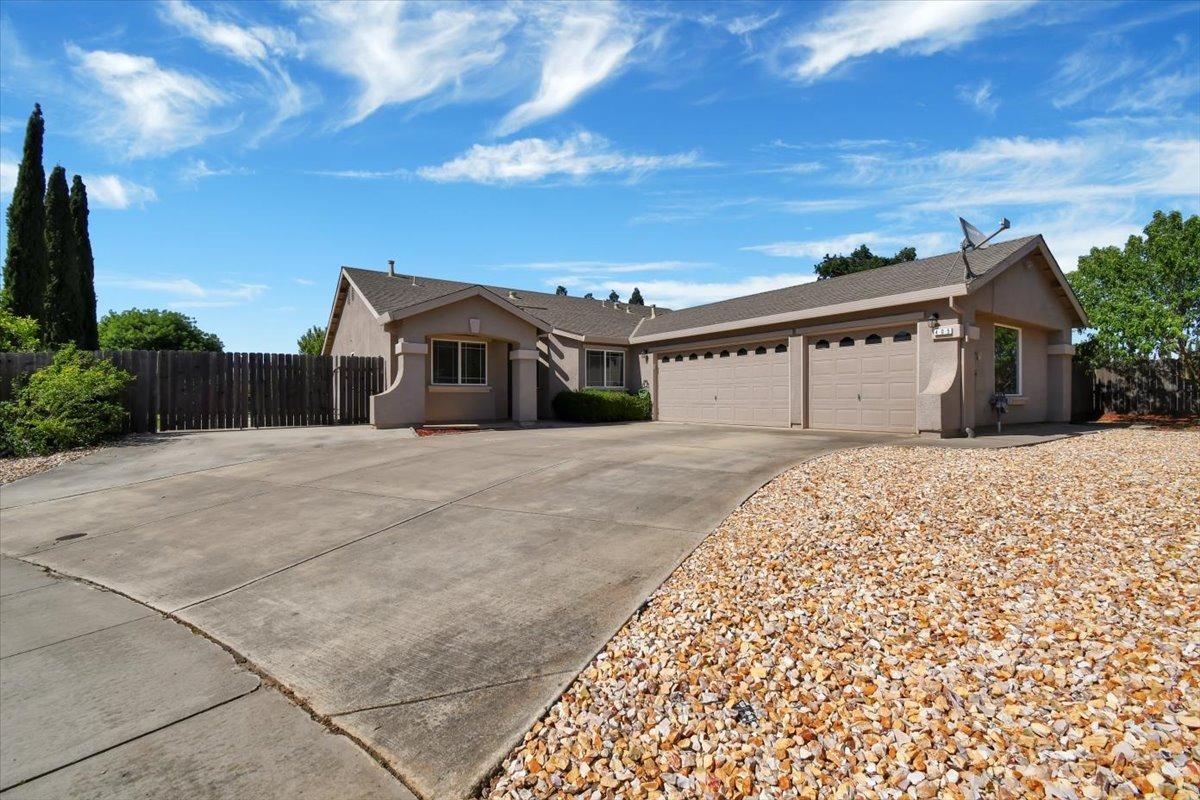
[1,0,1198,352]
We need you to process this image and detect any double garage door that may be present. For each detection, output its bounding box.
[657,341,790,427]
[656,326,917,432]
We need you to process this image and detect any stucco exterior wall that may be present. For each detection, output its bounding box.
[328,287,391,366]
[398,295,538,423]
[539,335,643,419]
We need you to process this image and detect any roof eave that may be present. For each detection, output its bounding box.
[964,236,1089,328]
[629,285,965,344]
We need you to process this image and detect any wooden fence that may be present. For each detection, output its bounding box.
[1072,359,1198,420]
[0,350,385,432]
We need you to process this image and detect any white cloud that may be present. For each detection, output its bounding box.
[726,11,782,38]
[86,175,158,209]
[308,168,410,180]
[67,44,231,157]
[297,1,515,128]
[99,275,267,306]
[557,273,820,310]
[743,230,953,259]
[496,4,637,135]
[778,198,871,213]
[294,277,316,286]
[418,131,702,184]
[783,0,1032,81]
[179,160,251,181]
[958,79,999,116]
[158,1,306,143]
[0,159,15,197]
[504,260,704,274]
[1049,47,1141,109]
[1111,71,1199,113]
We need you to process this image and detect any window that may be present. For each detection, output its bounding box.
[586,349,625,388]
[865,334,882,345]
[994,324,1021,395]
[755,346,767,355]
[661,356,670,363]
[839,336,855,347]
[431,339,486,385]
[704,352,714,359]
[737,348,748,356]
[815,339,830,349]
[775,343,788,353]
[719,350,730,358]
[893,331,912,342]
[675,355,683,362]
[688,353,698,360]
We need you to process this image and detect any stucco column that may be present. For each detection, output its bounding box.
[788,333,805,427]
[1046,336,1075,422]
[370,339,427,429]
[510,348,538,423]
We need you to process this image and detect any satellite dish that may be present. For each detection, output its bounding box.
[959,216,1011,250]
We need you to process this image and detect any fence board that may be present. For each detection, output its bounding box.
[1072,359,1197,420]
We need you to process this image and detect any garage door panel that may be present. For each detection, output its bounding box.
[658,342,791,428]
[808,327,916,433]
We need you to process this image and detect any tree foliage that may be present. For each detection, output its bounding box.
[297,324,326,355]
[42,166,84,347]
[608,289,620,302]
[555,285,568,296]
[0,308,40,352]
[2,104,48,319]
[629,287,645,305]
[1069,210,1199,376]
[0,344,134,456]
[98,308,224,352]
[70,175,99,349]
[814,244,917,280]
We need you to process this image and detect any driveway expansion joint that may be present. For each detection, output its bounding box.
[327,669,580,719]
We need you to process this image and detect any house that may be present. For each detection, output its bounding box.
[322,234,1087,436]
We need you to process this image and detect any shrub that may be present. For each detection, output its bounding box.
[552,388,651,423]
[99,308,223,352]
[0,308,40,352]
[0,344,134,456]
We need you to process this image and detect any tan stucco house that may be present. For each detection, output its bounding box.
[322,234,1087,436]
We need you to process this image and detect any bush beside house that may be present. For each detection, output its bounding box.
[552,388,651,423]
[0,345,134,456]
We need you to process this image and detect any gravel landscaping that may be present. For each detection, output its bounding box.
[0,447,97,485]
[488,429,1199,800]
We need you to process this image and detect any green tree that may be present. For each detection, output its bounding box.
[628,287,645,305]
[0,308,40,351]
[583,292,594,299]
[608,289,620,302]
[42,166,84,347]
[2,104,48,319]
[297,324,326,355]
[814,244,917,280]
[70,175,99,349]
[98,308,224,351]
[1069,210,1199,376]
[555,285,568,296]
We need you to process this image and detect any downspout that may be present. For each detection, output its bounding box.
[949,295,973,438]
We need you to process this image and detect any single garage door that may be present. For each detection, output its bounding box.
[808,327,916,432]
[657,341,790,427]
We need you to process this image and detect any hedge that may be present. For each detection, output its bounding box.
[552,388,651,423]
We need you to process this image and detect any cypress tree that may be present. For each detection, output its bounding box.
[42,166,83,347]
[2,104,48,319]
[70,175,99,349]
[629,287,644,305]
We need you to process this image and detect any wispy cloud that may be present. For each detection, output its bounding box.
[418,131,703,185]
[99,275,267,307]
[496,4,638,135]
[179,160,251,182]
[781,0,1033,82]
[958,79,999,116]
[502,260,705,274]
[308,167,410,180]
[158,0,305,143]
[725,11,782,39]
[0,158,16,197]
[67,44,232,157]
[296,1,515,128]
[86,175,158,209]
[294,277,316,286]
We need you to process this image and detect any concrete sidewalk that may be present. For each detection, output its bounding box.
[0,556,411,799]
[1,423,899,798]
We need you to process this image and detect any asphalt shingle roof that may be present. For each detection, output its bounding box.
[342,235,1041,342]
[342,268,659,339]
[631,235,1040,338]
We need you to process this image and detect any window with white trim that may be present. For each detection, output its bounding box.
[994,324,1021,395]
[585,349,625,388]
[431,339,487,385]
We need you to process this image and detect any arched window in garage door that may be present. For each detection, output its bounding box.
[893,331,912,342]
[839,336,855,347]
[815,339,830,349]
[865,334,882,345]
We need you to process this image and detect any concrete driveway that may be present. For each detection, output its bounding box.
[1,422,902,798]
